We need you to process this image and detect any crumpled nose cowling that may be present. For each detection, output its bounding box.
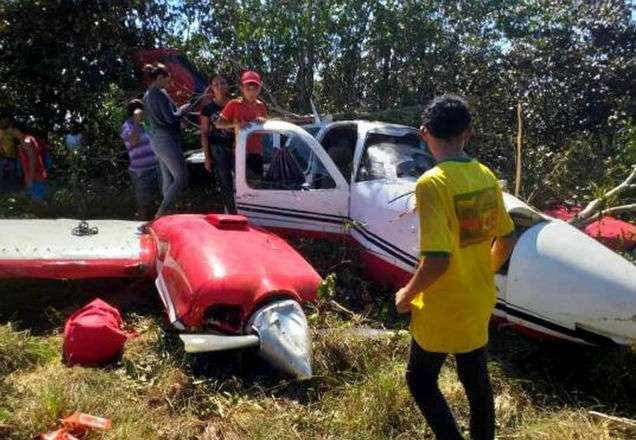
[247,299,313,378]
[150,214,320,378]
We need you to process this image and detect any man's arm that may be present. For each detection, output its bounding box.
[175,102,194,118]
[151,89,187,126]
[491,234,516,273]
[396,177,452,313]
[129,109,146,146]
[491,180,517,272]
[21,141,36,185]
[254,103,268,123]
[199,114,213,172]
[395,256,450,313]
[121,123,139,149]
[215,101,235,130]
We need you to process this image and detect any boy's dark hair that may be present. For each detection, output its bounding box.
[127,99,144,117]
[421,95,472,140]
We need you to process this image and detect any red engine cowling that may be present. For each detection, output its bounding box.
[149,214,321,330]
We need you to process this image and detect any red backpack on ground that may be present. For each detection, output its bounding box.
[63,299,127,366]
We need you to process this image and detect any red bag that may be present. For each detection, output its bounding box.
[63,299,127,366]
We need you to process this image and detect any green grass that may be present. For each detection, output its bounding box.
[1,317,634,439]
[0,323,59,376]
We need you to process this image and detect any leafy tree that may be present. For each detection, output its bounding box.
[0,0,633,208]
[0,0,157,131]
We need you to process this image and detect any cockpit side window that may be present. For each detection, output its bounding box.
[355,132,434,182]
[320,124,357,183]
[245,130,336,191]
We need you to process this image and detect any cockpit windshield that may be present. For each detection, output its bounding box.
[356,132,434,182]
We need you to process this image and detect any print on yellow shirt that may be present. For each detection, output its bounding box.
[454,186,498,247]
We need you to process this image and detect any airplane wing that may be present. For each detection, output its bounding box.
[0,219,156,279]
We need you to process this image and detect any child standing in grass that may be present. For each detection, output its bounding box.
[11,123,48,200]
[395,95,516,440]
[121,99,160,221]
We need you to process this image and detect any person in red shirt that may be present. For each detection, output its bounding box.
[10,123,47,200]
[215,70,268,176]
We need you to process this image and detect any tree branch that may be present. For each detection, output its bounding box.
[577,203,636,226]
[571,166,636,226]
[515,101,523,197]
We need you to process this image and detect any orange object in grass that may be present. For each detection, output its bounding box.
[61,411,112,431]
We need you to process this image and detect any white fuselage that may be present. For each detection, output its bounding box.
[233,120,636,346]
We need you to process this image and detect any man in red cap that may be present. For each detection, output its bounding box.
[215,70,268,176]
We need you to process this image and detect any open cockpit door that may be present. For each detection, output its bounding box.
[235,121,349,237]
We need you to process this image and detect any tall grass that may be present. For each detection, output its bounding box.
[1,318,634,439]
[0,324,59,376]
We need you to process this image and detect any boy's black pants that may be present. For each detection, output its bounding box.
[406,339,495,440]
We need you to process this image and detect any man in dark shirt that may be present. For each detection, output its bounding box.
[142,63,194,218]
[200,74,236,213]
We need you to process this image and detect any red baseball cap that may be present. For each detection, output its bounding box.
[240,70,262,86]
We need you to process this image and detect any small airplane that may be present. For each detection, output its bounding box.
[2,118,635,381]
[221,118,636,346]
[0,214,319,378]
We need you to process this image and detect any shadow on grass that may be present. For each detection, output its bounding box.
[0,278,161,334]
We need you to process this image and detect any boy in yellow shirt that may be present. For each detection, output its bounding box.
[395,95,516,440]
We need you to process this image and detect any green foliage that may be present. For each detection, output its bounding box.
[316,273,337,302]
[1,0,634,202]
[185,0,635,201]
[0,0,155,131]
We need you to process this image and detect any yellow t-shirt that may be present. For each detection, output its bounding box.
[409,158,514,353]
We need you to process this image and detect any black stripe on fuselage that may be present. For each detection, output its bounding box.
[237,202,346,221]
[495,301,617,346]
[237,203,419,267]
[237,204,344,225]
[351,225,419,268]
